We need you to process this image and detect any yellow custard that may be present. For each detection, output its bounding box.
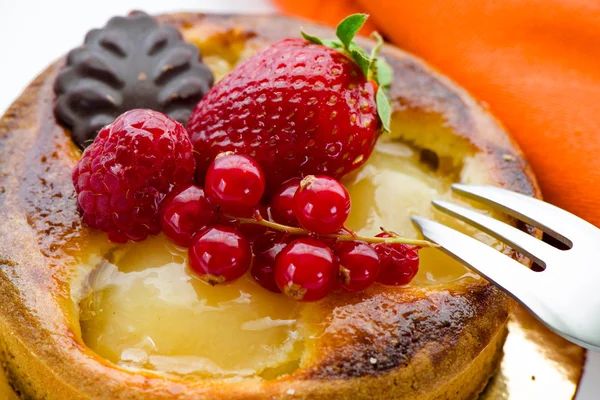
[79,238,303,378]
[74,35,504,379]
[76,134,499,379]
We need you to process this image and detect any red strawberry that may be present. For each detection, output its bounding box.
[187,14,391,189]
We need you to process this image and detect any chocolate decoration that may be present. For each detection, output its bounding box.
[53,11,214,148]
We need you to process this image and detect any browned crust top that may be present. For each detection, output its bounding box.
[0,12,540,400]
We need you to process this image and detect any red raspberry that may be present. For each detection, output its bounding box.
[187,37,379,189]
[72,109,196,243]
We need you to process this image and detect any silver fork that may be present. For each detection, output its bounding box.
[411,184,600,351]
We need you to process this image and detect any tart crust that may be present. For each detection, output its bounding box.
[0,13,540,399]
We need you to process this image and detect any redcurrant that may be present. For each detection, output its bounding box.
[275,238,338,301]
[335,241,380,292]
[188,225,251,285]
[205,153,265,214]
[251,233,290,293]
[269,178,300,226]
[160,185,216,247]
[372,233,420,286]
[293,175,350,234]
[218,205,269,241]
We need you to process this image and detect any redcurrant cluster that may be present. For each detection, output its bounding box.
[160,152,425,302]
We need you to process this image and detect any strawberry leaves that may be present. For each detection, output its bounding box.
[302,14,393,132]
[300,31,338,49]
[376,87,392,132]
[336,13,368,49]
[375,58,393,89]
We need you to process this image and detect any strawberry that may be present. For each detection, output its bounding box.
[187,14,392,189]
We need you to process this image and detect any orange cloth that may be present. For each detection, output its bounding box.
[275,0,600,227]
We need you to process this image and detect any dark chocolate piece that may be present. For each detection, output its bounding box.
[54,11,214,148]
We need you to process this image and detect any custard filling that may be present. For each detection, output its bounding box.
[75,31,503,379]
[77,136,499,378]
[79,237,303,377]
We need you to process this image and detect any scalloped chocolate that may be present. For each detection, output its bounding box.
[53,11,214,148]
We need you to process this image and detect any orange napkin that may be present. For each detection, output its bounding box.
[275,0,600,228]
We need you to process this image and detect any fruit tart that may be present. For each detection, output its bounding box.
[0,11,540,400]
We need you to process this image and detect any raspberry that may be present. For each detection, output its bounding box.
[72,109,196,243]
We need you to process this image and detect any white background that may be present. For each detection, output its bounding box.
[0,1,597,398]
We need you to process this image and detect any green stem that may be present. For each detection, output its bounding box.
[229,215,439,248]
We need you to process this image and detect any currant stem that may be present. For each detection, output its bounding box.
[228,215,439,248]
